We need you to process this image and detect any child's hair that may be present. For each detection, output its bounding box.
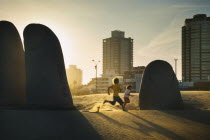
[126,85,132,89]
[113,78,119,84]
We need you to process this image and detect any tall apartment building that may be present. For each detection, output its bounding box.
[66,65,82,87]
[182,14,210,82]
[103,30,133,75]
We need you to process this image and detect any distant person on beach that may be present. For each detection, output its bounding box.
[123,85,132,110]
[103,78,125,110]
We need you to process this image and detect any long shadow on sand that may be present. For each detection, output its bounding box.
[161,110,210,125]
[164,96,210,125]
[97,112,184,140]
[0,109,101,140]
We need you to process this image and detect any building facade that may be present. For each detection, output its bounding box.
[182,14,210,82]
[103,30,133,75]
[88,77,110,93]
[123,66,145,92]
[66,65,82,87]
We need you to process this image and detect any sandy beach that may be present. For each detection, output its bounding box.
[73,91,210,111]
[0,91,210,140]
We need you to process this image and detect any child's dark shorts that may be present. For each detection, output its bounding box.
[124,97,130,103]
[113,96,124,105]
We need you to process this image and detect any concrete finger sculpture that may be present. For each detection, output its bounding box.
[24,24,73,108]
[0,21,26,106]
[140,60,183,110]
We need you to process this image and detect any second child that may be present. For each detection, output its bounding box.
[123,85,132,110]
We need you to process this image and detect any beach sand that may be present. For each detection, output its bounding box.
[0,91,210,140]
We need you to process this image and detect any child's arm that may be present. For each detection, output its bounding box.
[129,92,134,97]
[129,93,135,97]
[107,86,113,95]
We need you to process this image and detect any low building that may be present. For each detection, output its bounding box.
[97,70,117,93]
[66,65,82,88]
[123,66,145,92]
[87,77,110,93]
[179,81,194,90]
[179,80,210,91]
[88,71,124,93]
[88,66,146,93]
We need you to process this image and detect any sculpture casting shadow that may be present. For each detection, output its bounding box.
[0,21,101,140]
[0,21,26,106]
[140,60,184,110]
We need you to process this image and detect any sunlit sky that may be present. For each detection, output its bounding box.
[1,0,210,84]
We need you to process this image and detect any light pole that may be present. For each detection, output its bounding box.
[174,59,178,76]
[92,60,100,93]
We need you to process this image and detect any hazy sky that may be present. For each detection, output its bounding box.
[1,0,210,84]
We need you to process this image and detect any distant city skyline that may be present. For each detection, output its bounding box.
[1,0,210,84]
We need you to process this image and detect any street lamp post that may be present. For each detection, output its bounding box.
[174,59,178,76]
[92,60,100,93]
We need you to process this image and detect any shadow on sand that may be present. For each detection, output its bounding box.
[97,112,185,140]
[161,110,210,126]
[0,109,101,140]
[161,97,210,126]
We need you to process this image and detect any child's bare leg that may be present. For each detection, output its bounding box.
[121,105,125,110]
[121,103,126,110]
[124,103,127,109]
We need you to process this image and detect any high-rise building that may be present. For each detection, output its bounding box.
[182,14,210,82]
[66,65,82,87]
[103,30,133,75]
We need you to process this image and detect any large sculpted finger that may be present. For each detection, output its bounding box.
[24,24,73,108]
[140,60,183,110]
[0,21,26,106]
